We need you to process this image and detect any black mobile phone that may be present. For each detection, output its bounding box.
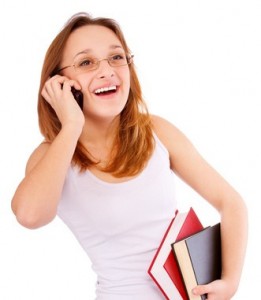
[71,87,83,110]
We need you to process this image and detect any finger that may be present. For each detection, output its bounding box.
[42,76,82,104]
[52,76,69,91]
[46,75,81,91]
[44,76,67,96]
[62,80,82,93]
[73,81,82,90]
[192,284,212,296]
[42,76,65,102]
[41,88,51,103]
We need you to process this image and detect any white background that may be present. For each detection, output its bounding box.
[1,0,260,299]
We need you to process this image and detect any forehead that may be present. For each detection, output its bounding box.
[63,25,123,59]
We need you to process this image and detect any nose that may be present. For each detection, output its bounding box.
[96,59,115,79]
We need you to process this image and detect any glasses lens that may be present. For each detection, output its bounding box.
[75,57,98,72]
[109,54,129,67]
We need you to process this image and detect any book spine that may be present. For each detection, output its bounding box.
[173,241,201,300]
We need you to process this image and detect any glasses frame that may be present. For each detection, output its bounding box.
[57,54,134,73]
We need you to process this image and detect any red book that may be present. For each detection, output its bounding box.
[148,208,203,300]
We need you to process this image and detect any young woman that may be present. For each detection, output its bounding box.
[11,12,248,300]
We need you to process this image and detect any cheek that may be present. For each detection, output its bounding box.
[122,70,131,91]
[75,74,91,90]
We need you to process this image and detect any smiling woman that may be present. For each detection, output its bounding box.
[11,12,248,300]
[37,15,153,177]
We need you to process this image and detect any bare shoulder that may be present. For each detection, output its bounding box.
[25,141,51,174]
[151,115,190,151]
[151,115,179,135]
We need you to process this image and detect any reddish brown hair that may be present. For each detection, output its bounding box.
[38,12,154,177]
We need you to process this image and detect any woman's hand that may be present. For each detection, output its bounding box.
[41,75,85,129]
[192,279,236,300]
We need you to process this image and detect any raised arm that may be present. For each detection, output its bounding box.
[11,76,84,229]
[152,115,248,299]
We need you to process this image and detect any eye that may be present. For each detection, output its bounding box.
[111,54,125,61]
[77,57,95,68]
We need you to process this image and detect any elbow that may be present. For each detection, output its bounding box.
[232,192,248,216]
[15,213,49,230]
[11,199,56,230]
[221,191,248,221]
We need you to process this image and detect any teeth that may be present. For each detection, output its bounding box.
[95,86,117,94]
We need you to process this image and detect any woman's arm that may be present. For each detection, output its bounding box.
[152,115,248,299]
[11,76,84,229]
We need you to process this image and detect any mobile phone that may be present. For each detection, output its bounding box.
[71,87,83,110]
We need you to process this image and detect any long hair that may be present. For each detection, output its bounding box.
[38,12,154,177]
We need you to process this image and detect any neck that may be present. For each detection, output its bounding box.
[80,115,119,149]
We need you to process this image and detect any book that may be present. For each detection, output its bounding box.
[148,208,204,300]
[172,223,221,300]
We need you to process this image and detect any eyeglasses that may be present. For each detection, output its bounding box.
[57,53,134,73]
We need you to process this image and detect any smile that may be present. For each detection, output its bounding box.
[94,85,117,95]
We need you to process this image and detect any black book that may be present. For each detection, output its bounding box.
[172,223,221,300]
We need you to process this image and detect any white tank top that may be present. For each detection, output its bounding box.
[58,134,177,299]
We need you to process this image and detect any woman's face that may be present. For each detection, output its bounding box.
[61,25,131,121]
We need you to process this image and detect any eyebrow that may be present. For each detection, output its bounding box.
[73,45,124,59]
